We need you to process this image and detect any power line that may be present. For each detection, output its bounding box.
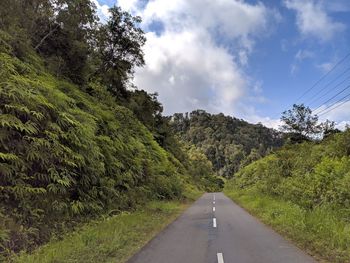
[313,84,350,113]
[315,92,350,116]
[295,52,350,103]
[318,95,350,117]
[308,67,350,106]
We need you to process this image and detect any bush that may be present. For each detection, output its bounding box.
[225,129,350,261]
[0,34,202,257]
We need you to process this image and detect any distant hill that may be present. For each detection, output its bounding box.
[170,110,284,177]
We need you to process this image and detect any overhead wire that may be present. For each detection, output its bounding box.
[308,67,350,106]
[313,84,350,114]
[318,94,350,117]
[294,52,350,103]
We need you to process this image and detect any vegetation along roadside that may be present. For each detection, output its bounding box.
[14,196,200,263]
[225,123,350,263]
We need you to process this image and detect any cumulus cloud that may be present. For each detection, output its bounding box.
[134,29,247,114]
[116,0,279,120]
[253,117,281,130]
[317,101,350,124]
[117,0,139,13]
[141,0,271,39]
[284,0,346,41]
[92,0,111,23]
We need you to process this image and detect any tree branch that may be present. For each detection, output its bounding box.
[34,24,60,51]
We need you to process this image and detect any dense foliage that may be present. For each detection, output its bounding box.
[171,110,284,177]
[0,1,221,259]
[281,104,340,143]
[230,129,350,209]
[225,129,350,261]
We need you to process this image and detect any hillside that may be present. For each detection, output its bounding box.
[0,2,226,259]
[4,1,349,262]
[225,129,350,262]
[170,110,284,177]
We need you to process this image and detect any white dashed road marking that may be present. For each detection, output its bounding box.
[217,253,224,263]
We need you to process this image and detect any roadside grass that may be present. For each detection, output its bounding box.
[13,197,199,263]
[224,188,350,263]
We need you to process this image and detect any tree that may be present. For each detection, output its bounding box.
[96,6,146,99]
[128,90,163,132]
[281,104,320,142]
[170,110,283,178]
[37,0,98,84]
[320,119,340,139]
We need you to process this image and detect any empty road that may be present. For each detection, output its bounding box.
[128,193,316,263]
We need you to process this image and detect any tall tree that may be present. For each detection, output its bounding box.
[281,104,320,142]
[37,0,98,84]
[320,119,340,138]
[96,6,146,99]
[170,110,283,177]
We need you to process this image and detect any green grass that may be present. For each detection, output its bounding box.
[13,199,196,263]
[224,188,350,263]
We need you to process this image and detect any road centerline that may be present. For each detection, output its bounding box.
[127,193,316,263]
[217,253,224,263]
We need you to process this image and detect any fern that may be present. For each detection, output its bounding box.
[0,115,38,134]
[0,32,191,257]
[0,152,18,162]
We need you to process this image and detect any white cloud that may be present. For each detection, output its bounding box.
[92,0,111,23]
[290,49,314,76]
[284,0,346,41]
[290,63,298,75]
[140,0,276,55]
[317,62,334,73]
[317,101,350,123]
[256,117,281,130]
[295,49,314,61]
[233,103,281,129]
[134,29,246,115]
[122,0,279,120]
[117,0,139,13]
[335,121,350,131]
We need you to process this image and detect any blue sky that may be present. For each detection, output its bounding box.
[95,0,350,128]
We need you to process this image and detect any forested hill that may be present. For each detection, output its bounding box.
[170,110,284,177]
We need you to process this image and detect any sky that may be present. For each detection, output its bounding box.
[94,0,350,129]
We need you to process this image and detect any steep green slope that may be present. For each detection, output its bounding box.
[171,110,283,177]
[225,130,350,262]
[0,32,213,259]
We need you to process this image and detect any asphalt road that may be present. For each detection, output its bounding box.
[127,193,316,263]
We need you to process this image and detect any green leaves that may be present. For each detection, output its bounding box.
[0,152,18,162]
[0,33,194,258]
[229,128,350,210]
[170,110,283,178]
[0,115,38,134]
